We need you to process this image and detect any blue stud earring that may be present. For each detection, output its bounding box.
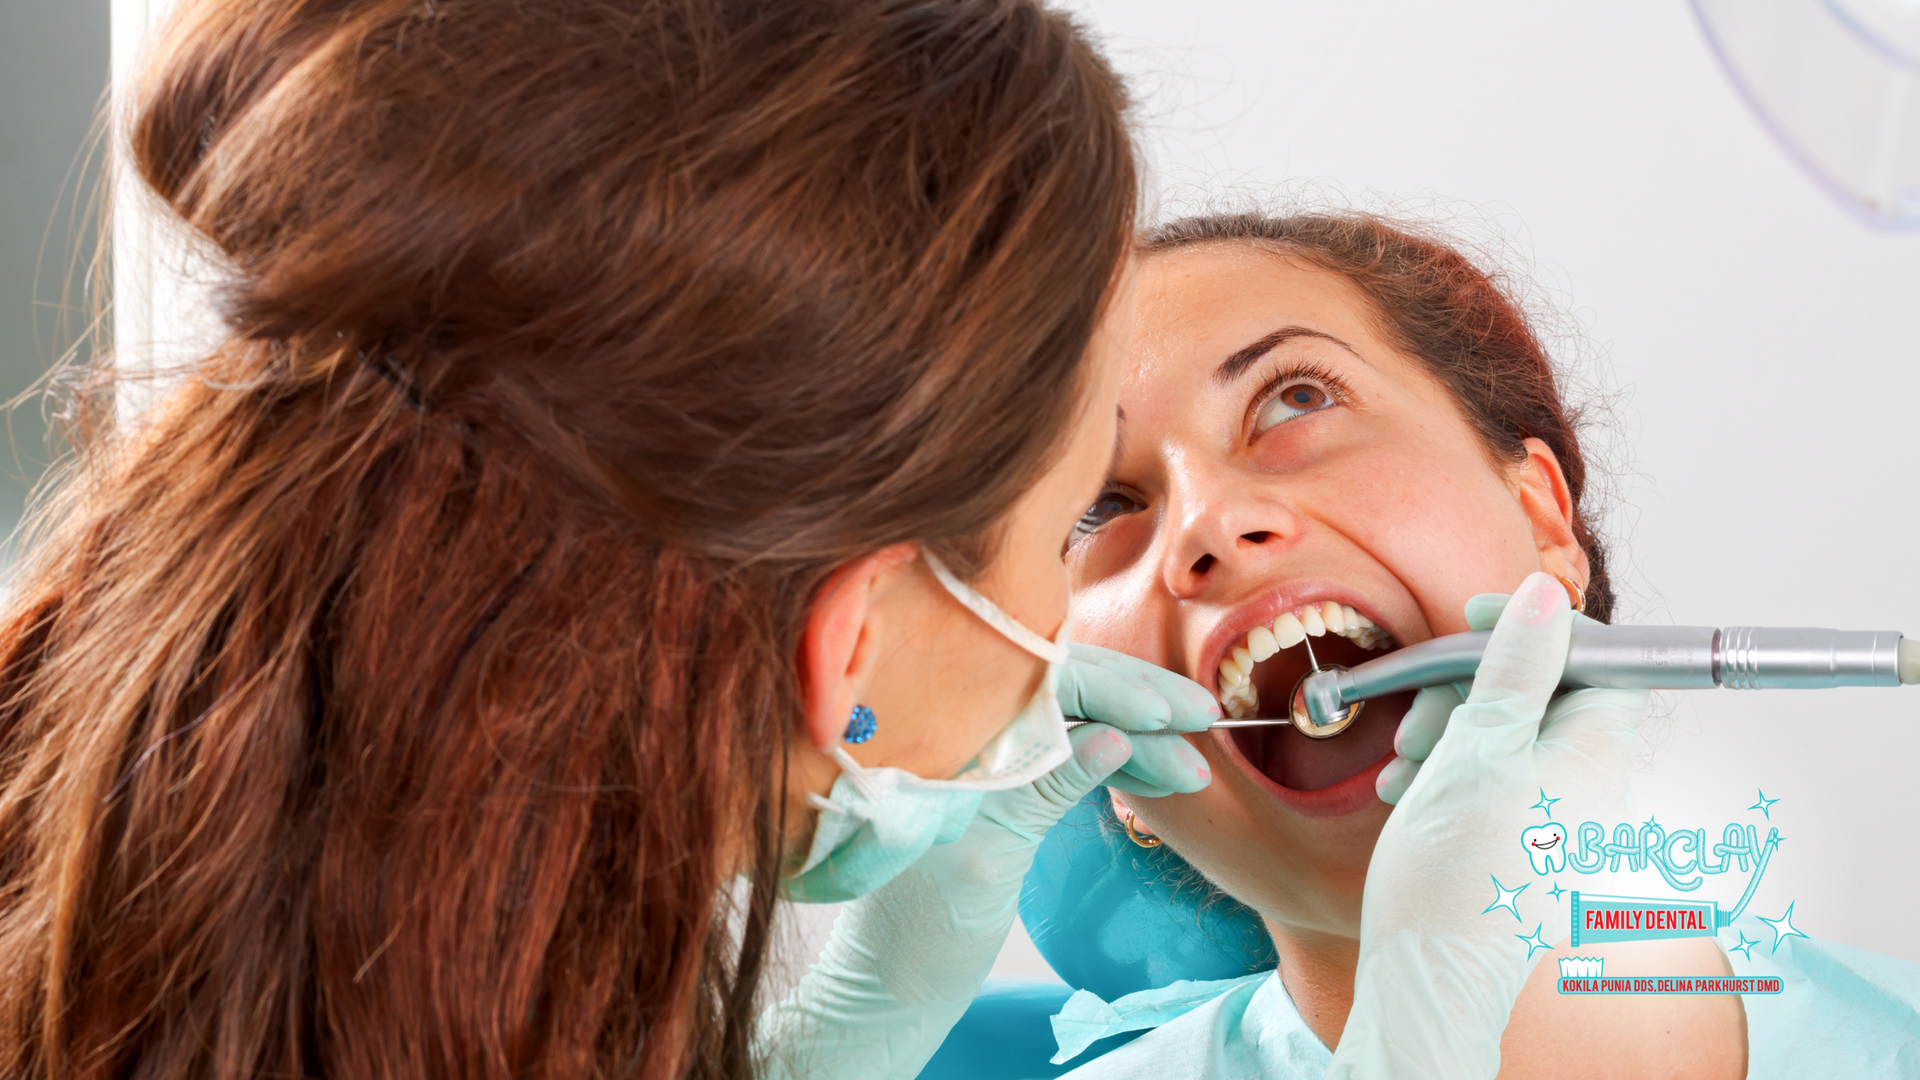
[843,704,877,744]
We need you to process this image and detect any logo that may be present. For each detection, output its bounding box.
[1572,892,1716,945]
[1522,823,1567,874]
[1485,787,1808,969]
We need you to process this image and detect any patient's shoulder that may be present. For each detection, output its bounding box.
[1496,937,1748,1080]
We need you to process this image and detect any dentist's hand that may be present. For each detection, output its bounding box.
[1328,572,1648,1080]
[1057,643,1218,798]
[1377,591,1601,805]
[757,646,1215,1080]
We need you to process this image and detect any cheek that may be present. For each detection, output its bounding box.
[1322,452,1538,632]
[1066,564,1172,669]
[910,618,1050,769]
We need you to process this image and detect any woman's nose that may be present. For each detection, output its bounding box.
[1159,485,1301,600]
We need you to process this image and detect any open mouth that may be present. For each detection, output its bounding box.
[1213,601,1416,797]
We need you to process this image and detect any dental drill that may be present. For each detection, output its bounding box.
[1260,625,1920,738]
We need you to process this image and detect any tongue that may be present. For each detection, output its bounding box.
[1244,691,1413,791]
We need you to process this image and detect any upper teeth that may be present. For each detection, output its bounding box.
[1217,600,1390,719]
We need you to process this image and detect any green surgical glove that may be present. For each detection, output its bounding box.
[756,647,1216,1080]
[1057,643,1218,798]
[1328,572,1648,1080]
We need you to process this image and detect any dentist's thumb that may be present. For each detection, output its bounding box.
[1443,572,1573,755]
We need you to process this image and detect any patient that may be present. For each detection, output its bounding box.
[1060,211,1747,1078]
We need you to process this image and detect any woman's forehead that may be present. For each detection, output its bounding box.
[1118,244,1482,476]
[1132,246,1381,372]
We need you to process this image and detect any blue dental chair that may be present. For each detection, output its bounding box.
[917,788,1276,1079]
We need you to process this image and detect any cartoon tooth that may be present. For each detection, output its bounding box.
[1521,823,1568,874]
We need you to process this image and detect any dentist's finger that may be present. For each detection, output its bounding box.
[1425,573,1572,766]
[1061,643,1221,732]
[1462,592,1511,631]
[1375,754,1421,805]
[1458,573,1571,715]
[1109,733,1211,796]
[1103,771,1178,799]
[1392,683,1465,764]
[1029,722,1136,812]
[1466,590,1604,631]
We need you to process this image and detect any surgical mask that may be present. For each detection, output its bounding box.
[780,550,1073,903]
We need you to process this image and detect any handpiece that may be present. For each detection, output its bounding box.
[1293,626,1919,734]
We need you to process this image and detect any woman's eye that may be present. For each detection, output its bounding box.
[1069,489,1144,545]
[1254,379,1336,432]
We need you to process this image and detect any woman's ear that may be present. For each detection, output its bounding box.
[799,543,920,752]
[1510,437,1590,590]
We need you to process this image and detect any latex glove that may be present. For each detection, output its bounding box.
[756,649,1216,1080]
[1377,591,1596,805]
[1327,572,1648,1080]
[1058,643,1219,798]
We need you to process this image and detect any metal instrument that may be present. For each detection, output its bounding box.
[1288,624,1914,734]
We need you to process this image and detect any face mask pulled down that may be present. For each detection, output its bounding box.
[781,551,1072,903]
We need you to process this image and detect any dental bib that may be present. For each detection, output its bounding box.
[780,550,1074,903]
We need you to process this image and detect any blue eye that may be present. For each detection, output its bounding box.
[1070,489,1144,546]
[1255,380,1335,432]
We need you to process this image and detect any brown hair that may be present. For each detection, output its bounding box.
[0,2,1134,1079]
[1142,211,1614,623]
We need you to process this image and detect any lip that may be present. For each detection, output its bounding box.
[1194,583,1401,700]
[1215,729,1395,818]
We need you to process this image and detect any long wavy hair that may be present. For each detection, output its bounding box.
[0,2,1135,1078]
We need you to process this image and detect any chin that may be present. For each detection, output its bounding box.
[1212,729,1391,872]
[1122,733,1390,935]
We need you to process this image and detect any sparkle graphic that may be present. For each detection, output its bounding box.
[1516,924,1553,960]
[1644,814,1658,828]
[1759,902,1809,954]
[1484,875,1528,921]
[1530,787,1561,820]
[1750,789,1781,820]
[1727,931,1758,961]
[1547,881,1566,903]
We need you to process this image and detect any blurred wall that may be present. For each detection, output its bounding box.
[0,1,109,550]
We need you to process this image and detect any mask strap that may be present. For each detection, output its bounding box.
[922,550,1070,665]
[828,744,884,801]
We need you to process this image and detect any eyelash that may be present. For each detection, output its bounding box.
[1069,362,1354,549]
[1068,485,1145,548]
[1250,360,1351,434]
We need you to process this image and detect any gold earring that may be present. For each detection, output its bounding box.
[1120,809,1162,848]
[1554,574,1586,615]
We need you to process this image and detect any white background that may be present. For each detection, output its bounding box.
[92,0,1920,975]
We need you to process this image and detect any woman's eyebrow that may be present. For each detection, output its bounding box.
[1212,326,1357,385]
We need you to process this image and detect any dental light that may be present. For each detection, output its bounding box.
[1693,0,1920,228]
